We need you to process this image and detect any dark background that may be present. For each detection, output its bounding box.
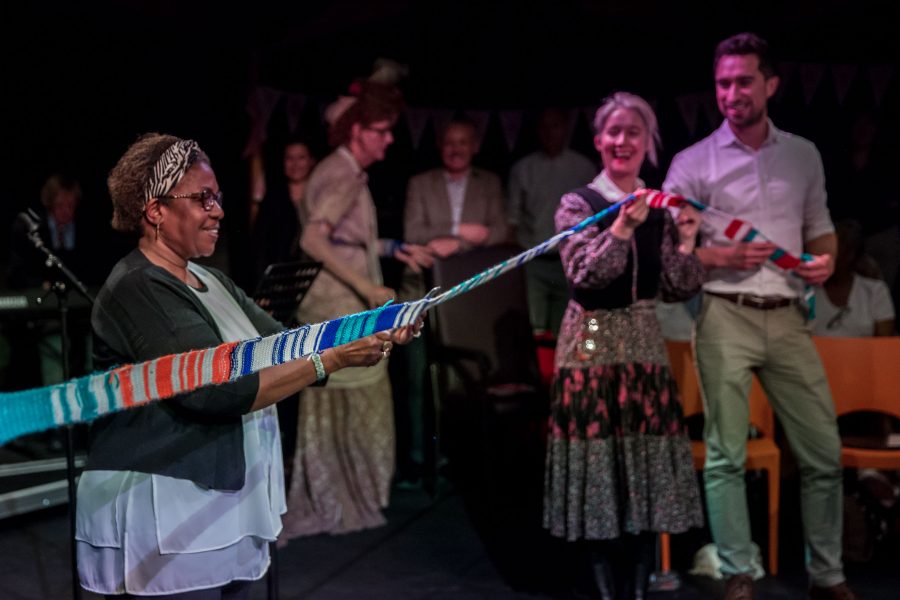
[2,0,898,288]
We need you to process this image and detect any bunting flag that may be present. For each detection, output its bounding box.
[831,64,857,106]
[0,189,816,446]
[405,108,430,149]
[430,109,454,140]
[676,93,701,137]
[242,86,282,157]
[799,63,826,105]
[867,65,894,106]
[464,110,491,146]
[698,92,721,131]
[285,93,307,134]
[498,110,524,152]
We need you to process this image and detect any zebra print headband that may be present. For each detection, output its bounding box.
[144,139,202,202]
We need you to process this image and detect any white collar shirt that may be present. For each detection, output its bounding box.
[663,119,834,298]
[444,171,469,236]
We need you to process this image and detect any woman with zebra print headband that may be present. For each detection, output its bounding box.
[75,133,418,598]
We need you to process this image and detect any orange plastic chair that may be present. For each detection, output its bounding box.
[813,336,900,470]
[660,340,780,576]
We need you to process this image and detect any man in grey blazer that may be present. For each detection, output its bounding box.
[396,118,510,487]
[404,117,510,258]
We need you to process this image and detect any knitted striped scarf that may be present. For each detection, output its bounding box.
[0,189,815,445]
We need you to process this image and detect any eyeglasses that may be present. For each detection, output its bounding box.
[157,188,223,211]
[363,125,393,137]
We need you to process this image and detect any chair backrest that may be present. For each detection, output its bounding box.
[666,340,702,417]
[813,336,900,420]
[666,340,775,436]
[429,244,539,387]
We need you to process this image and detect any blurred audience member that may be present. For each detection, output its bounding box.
[8,174,106,289]
[813,220,895,337]
[283,81,431,538]
[399,117,509,485]
[508,108,596,335]
[864,214,900,332]
[7,174,105,383]
[827,112,895,230]
[248,138,318,284]
[404,117,509,259]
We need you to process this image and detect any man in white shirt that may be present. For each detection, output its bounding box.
[508,108,596,335]
[664,33,853,600]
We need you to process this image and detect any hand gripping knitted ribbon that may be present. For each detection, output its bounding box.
[0,189,813,446]
[641,189,817,315]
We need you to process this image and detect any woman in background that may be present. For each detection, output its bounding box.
[248,138,317,283]
[282,81,432,538]
[813,219,895,337]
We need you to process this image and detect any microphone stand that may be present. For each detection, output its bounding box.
[25,227,94,600]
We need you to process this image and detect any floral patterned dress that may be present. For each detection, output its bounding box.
[543,172,705,541]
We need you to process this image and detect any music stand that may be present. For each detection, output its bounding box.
[253,260,322,327]
[252,259,320,600]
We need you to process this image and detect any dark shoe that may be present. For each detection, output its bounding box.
[724,574,754,600]
[809,582,857,600]
[632,562,648,600]
[590,558,615,600]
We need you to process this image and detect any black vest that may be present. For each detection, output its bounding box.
[570,186,666,310]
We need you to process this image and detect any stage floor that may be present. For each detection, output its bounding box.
[0,477,897,599]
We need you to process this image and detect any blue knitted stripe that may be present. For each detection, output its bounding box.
[239,340,256,376]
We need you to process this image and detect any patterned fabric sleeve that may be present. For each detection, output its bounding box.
[555,192,630,289]
[659,210,706,302]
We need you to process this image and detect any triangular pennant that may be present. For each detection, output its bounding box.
[285,93,307,134]
[830,64,857,105]
[699,91,720,130]
[798,63,826,105]
[316,96,334,122]
[867,64,895,106]
[242,86,282,157]
[430,109,454,139]
[405,107,430,149]
[582,105,600,131]
[777,61,797,89]
[676,93,700,137]
[498,110,524,152]
[464,109,491,146]
[562,109,578,146]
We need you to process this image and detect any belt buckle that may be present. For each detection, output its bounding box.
[738,293,766,308]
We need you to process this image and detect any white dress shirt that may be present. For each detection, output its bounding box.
[444,171,469,236]
[664,120,834,298]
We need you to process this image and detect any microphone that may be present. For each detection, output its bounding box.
[17,209,41,234]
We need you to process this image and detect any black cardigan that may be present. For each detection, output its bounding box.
[84,249,283,491]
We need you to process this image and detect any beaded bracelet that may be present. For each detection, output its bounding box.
[308,352,326,381]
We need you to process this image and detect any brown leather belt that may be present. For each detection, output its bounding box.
[706,291,795,310]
